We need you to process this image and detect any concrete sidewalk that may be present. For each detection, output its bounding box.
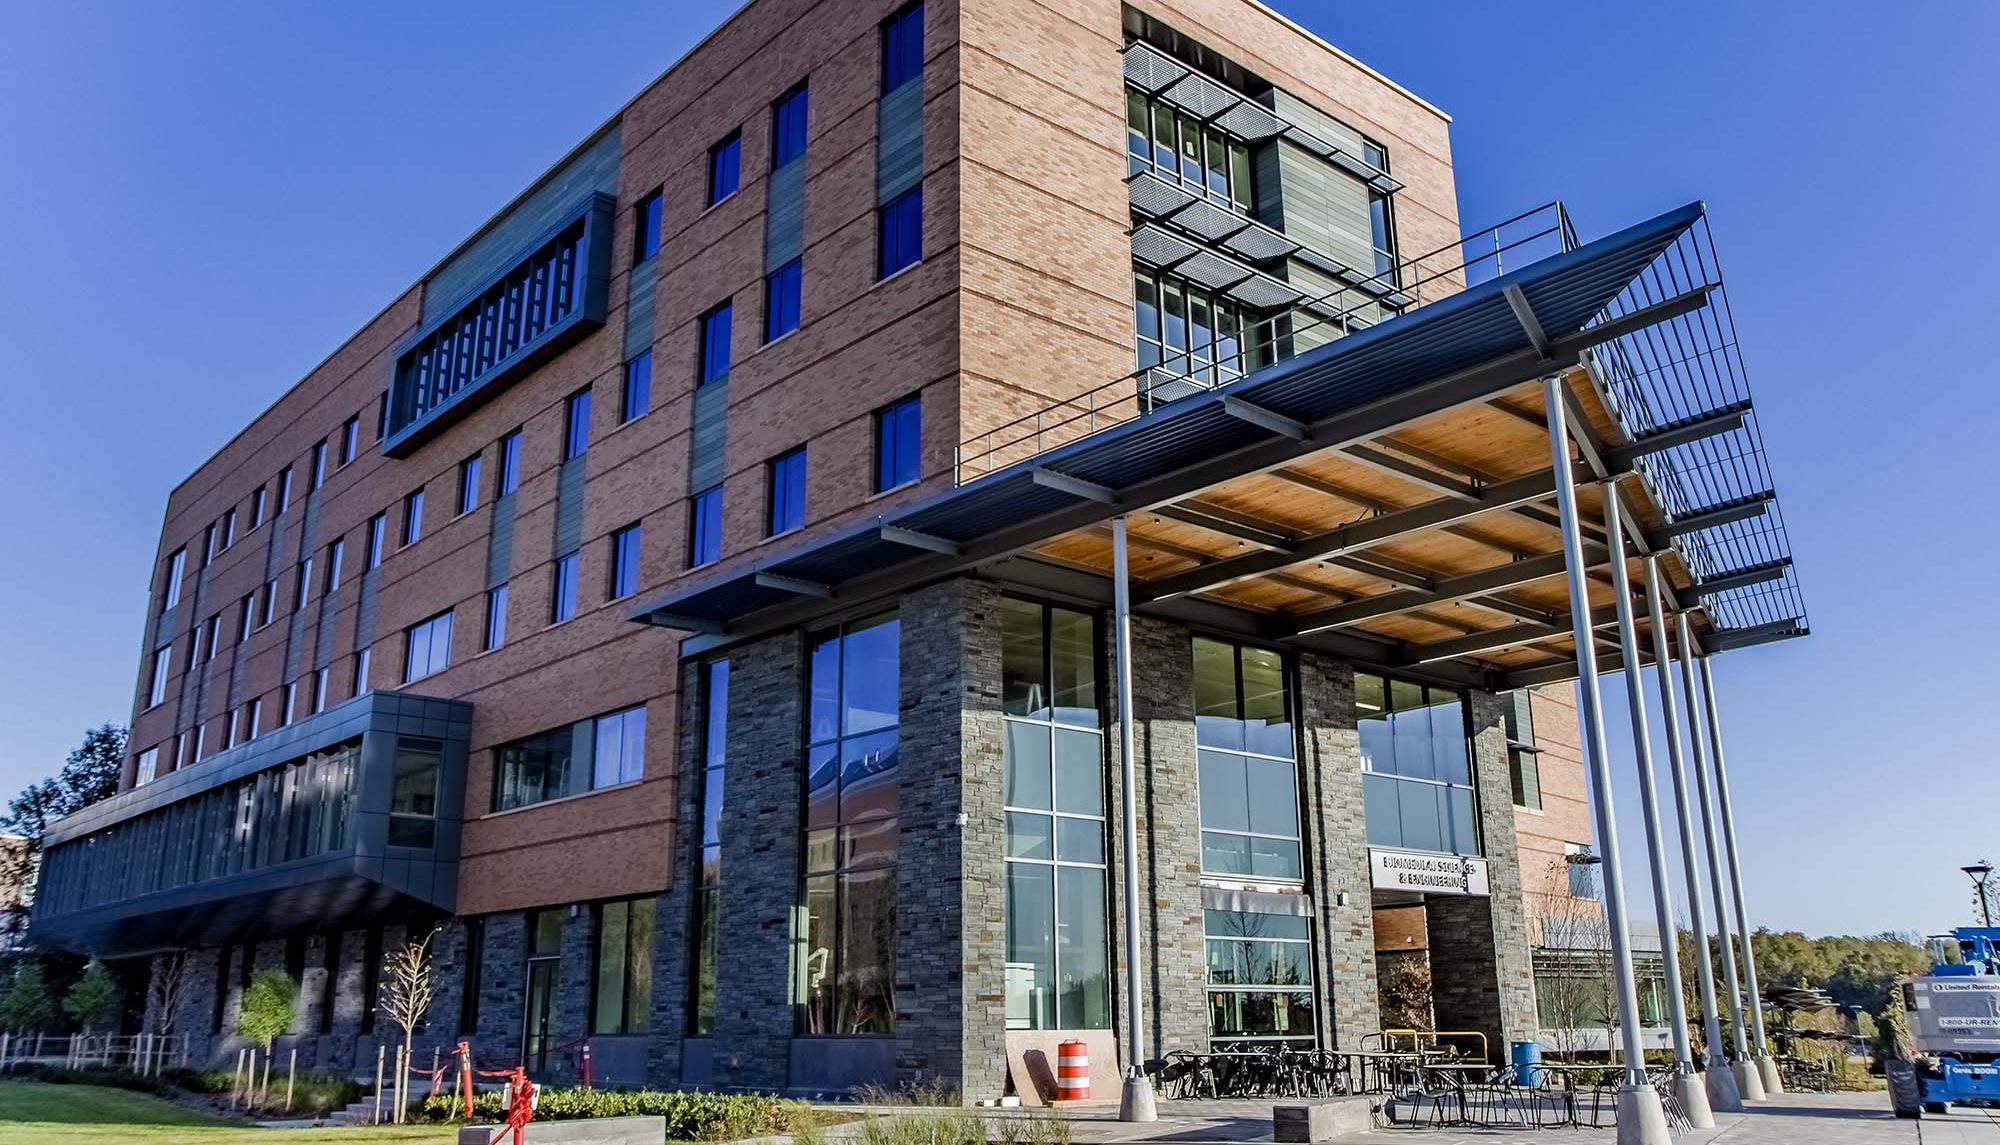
[1025,1091,1949,1145]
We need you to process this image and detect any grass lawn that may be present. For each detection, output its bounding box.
[0,1081,455,1144]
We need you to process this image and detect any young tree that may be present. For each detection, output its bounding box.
[0,962,57,1032]
[146,951,192,1038]
[63,959,118,1035]
[377,929,439,1124]
[236,969,295,1054]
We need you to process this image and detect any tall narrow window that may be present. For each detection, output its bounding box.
[261,579,278,626]
[250,487,267,529]
[593,898,656,1035]
[1504,691,1542,811]
[389,737,441,848]
[458,454,483,515]
[621,352,652,423]
[768,447,806,536]
[295,556,314,610]
[354,647,371,696]
[882,2,925,93]
[204,614,222,661]
[610,524,641,599]
[135,747,159,786]
[147,647,171,707]
[221,509,237,549]
[697,303,732,386]
[340,416,360,465]
[496,430,522,496]
[1001,598,1108,1031]
[633,188,663,264]
[764,260,802,342]
[376,391,389,442]
[1193,637,1301,879]
[313,667,330,713]
[483,584,508,652]
[237,594,254,643]
[797,613,900,1035]
[551,553,579,623]
[878,187,922,278]
[324,538,344,593]
[689,487,723,568]
[563,388,591,460]
[277,466,294,514]
[161,548,186,610]
[707,133,741,206]
[403,610,453,683]
[248,698,263,739]
[874,395,920,492]
[771,83,809,167]
[201,524,216,568]
[310,441,328,491]
[689,658,728,1034]
[366,513,386,569]
[402,489,425,546]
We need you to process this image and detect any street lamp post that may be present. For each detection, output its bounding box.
[1964,862,1995,928]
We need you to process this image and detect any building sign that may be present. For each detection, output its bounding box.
[1370,848,1490,897]
[1913,977,2000,1052]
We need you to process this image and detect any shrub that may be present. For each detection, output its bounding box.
[420,1087,815,1139]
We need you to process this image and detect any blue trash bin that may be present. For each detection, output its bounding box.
[1511,1040,1543,1088]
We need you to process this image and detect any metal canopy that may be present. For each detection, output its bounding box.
[631,201,1809,688]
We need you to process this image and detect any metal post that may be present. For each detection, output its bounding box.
[1111,515,1156,1122]
[1604,506,1712,1127]
[1645,561,1740,1113]
[1699,654,1784,1095]
[1541,377,1669,1144]
[1678,612,1765,1101]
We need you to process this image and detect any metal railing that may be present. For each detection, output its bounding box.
[0,1031,192,1074]
[953,202,1580,483]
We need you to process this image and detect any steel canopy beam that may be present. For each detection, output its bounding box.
[1032,467,1118,503]
[1651,493,1775,541]
[1504,283,1552,359]
[1701,620,1808,652]
[1279,547,1603,637]
[1343,444,1481,501]
[1221,395,1309,440]
[878,524,960,556]
[754,571,832,598]
[1692,559,1791,597]
[1151,503,1293,551]
[1400,602,1625,664]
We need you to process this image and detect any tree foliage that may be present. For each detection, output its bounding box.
[0,961,57,1031]
[3,724,126,849]
[236,970,295,1051]
[1750,929,1929,1013]
[62,959,118,1033]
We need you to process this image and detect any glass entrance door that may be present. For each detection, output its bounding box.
[523,958,557,1073]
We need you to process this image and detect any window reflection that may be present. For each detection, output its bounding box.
[1357,671,1479,855]
[1206,908,1315,1048]
[1193,637,1301,880]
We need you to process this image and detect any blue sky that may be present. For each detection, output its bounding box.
[0,1,1993,937]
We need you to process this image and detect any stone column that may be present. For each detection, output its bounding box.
[293,934,330,1067]
[646,661,706,1085]
[1109,616,1208,1059]
[710,630,805,1091]
[1428,691,1539,1054]
[471,913,527,1063]
[894,577,1007,1097]
[553,907,594,1083]
[1297,654,1380,1048]
[325,930,369,1069]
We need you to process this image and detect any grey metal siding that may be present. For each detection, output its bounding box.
[486,495,517,589]
[553,459,586,557]
[764,160,806,271]
[876,81,924,203]
[624,261,658,361]
[688,383,729,493]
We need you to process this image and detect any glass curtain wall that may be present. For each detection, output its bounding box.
[1125,90,1253,213]
[1000,598,1110,1032]
[1356,673,1479,854]
[796,613,900,1036]
[1133,268,1269,385]
[1192,637,1301,880]
[1205,907,1315,1047]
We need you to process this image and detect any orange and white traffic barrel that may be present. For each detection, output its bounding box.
[1055,1039,1089,1100]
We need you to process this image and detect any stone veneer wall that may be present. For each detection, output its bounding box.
[1298,653,1381,1048]
[1114,615,1209,1060]
[708,630,804,1090]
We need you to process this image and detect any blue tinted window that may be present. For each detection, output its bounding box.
[552,552,579,623]
[764,260,802,342]
[611,524,641,598]
[768,448,807,536]
[689,486,723,568]
[875,395,921,492]
[621,351,652,423]
[708,134,740,206]
[772,84,809,167]
[882,3,925,93]
[563,388,591,460]
[698,303,732,386]
[497,430,521,495]
[878,187,923,278]
[634,188,662,263]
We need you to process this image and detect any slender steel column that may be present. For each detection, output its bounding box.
[1542,380,1667,1145]
[1645,560,1740,1113]
[1111,516,1156,1121]
[1699,654,1784,1093]
[1603,499,1711,1126]
[1678,612,1765,1101]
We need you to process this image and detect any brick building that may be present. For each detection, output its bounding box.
[30,0,1804,1100]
